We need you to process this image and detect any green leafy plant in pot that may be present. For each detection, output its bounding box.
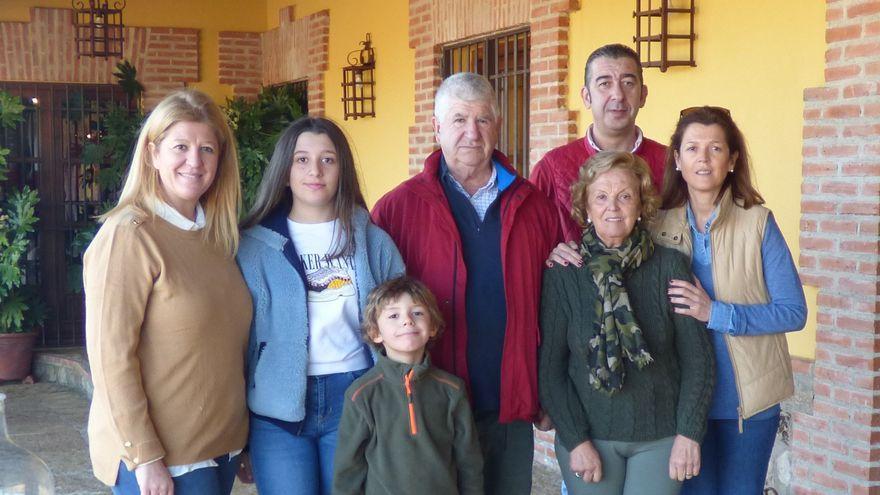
[0,89,45,381]
[0,186,42,380]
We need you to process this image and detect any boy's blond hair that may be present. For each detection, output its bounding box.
[362,276,445,350]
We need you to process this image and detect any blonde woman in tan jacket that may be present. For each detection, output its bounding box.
[84,90,252,495]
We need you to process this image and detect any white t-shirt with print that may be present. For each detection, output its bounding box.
[288,218,369,376]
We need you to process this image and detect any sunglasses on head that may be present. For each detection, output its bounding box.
[679,106,732,118]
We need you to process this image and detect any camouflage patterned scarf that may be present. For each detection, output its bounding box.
[580,224,654,395]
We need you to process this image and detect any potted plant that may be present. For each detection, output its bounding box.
[0,186,42,380]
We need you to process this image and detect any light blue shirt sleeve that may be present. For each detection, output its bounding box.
[707,213,807,336]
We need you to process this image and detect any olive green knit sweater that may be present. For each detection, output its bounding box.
[539,245,715,451]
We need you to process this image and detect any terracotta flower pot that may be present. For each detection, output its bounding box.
[0,332,37,381]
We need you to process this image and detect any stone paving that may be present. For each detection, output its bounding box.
[0,382,562,495]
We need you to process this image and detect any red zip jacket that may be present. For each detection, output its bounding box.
[371,149,560,423]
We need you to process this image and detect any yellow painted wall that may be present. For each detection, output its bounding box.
[569,0,825,358]
[0,0,267,102]
[4,1,824,357]
[264,0,414,207]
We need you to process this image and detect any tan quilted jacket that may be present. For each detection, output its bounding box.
[652,188,794,422]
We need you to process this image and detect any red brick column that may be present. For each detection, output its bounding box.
[527,0,579,169]
[407,0,443,174]
[305,11,330,117]
[218,31,263,100]
[792,1,880,493]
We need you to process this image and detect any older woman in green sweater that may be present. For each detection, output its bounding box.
[539,151,714,495]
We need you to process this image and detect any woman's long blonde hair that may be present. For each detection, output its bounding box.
[101,89,242,257]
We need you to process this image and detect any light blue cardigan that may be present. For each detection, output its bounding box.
[236,206,405,422]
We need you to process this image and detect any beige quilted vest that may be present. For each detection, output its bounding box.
[652,188,794,423]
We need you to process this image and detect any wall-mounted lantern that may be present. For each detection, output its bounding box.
[341,33,376,120]
[633,0,695,72]
[72,0,126,59]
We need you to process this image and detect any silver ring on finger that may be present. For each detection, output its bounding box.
[574,472,582,478]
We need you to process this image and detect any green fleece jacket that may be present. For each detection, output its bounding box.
[539,245,715,451]
[333,353,483,495]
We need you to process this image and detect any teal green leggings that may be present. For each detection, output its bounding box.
[556,435,682,495]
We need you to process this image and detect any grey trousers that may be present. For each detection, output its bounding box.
[555,435,682,495]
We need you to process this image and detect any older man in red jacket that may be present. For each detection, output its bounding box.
[372,72,559,495]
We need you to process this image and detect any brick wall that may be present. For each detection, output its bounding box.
[218,31,262,100]
[0,7,199,110]
[407,0,577,175]
[251,6,330,115]
[218,6,329,112]
[792,0,880,493]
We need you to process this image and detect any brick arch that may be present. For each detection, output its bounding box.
[792,0,880,493]
[0,7,198,110]
[407,0,578,175]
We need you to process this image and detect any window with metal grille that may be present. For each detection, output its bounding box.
[271,79,309,115]
[441,28,530,176]
[0,82,130,347]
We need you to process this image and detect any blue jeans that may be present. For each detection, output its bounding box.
[681,413,780,495]
[111,454,240,495]
[249,369,366,495]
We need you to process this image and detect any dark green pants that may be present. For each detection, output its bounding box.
[474,412,534,495]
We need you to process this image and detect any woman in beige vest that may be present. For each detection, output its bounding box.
[84,90,252,495]
[657,106,807,495]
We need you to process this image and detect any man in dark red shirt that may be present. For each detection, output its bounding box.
[530,43,667,241]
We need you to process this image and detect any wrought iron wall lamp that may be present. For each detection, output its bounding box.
[633,0,695,72]
[72,0,126,58]
[341,33,376,120]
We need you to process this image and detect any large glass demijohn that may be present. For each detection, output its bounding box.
[0,392,55,495]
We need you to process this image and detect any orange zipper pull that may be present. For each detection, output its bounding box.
[404,369,418,435]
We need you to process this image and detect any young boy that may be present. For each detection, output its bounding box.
[332,276,484,495]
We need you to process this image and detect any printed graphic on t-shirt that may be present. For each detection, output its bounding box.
[300,254,356,303]
[288,218,367,375]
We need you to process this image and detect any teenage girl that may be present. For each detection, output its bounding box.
[236,117,405,495]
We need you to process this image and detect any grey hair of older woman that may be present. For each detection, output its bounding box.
[570,151,660,229]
